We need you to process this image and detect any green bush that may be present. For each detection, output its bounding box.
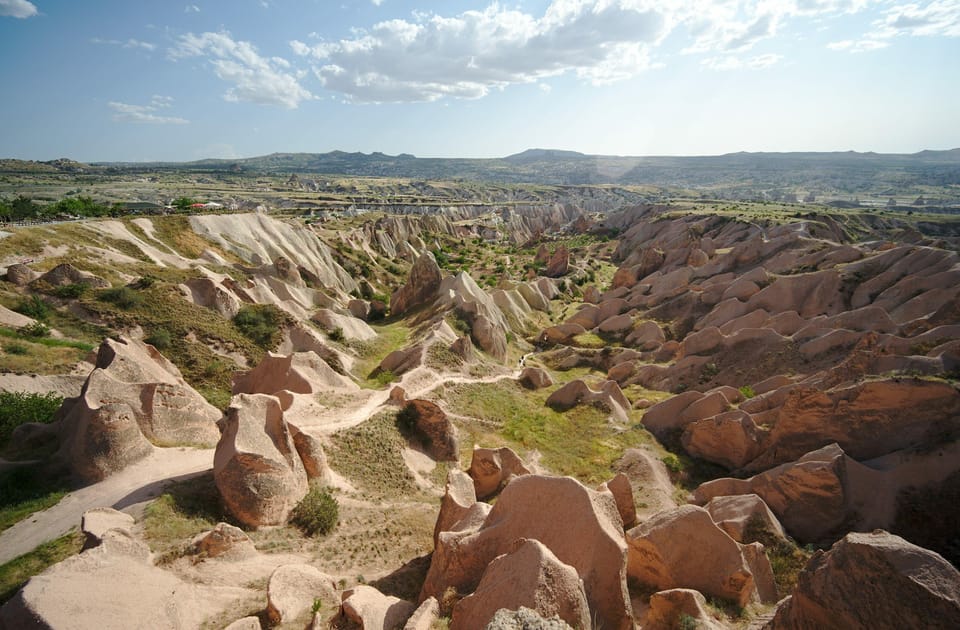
[51,284,86,299]
[0,391,63,446]
[738,385,756,399]
[17,322,49,338]
[98,286,143,309]
[661,453,683,474]
[233,305,284,349]
[328,327,345,343]
[13,296,50,321]
[290,485,339,536]
[4,343,28,356]
[144,328,172,350]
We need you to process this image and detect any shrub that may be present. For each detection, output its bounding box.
[13,296,50,321]
[738,385,756,399]
[4,343,28,356]
[17,322,50,338]
[144,328,172,350]
[0,391,63,446]
[233,304,284,349]
[51,283,86,299]
[98,286,143,309]
[661,453,683,474]
[328,327,345,343]
[290,485,339,536]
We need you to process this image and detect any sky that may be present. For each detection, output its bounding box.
[0,0,958,162]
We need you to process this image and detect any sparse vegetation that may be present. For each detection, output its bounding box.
[98,286,143,310]
[0,531,83,605]
[233,304,285,349]
[143,473,229,563]
[0,466,71,532]
[326,411,417,498]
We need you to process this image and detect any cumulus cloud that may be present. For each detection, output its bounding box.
[185,4,200,13]
[0,0,38,19]
[108,98,189,124]
[701,53,783,70]
[170,31,313,108]
[290,1,668,102]
[91,37,156,52]
[873,0,960,38]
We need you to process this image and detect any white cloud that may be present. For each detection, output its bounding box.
[827,38,889,51]
[291,1,669,103]
[873,0,960,38]
[92,37,156,52]
[185,4,200,13]
[108,98,189,124]
[0,0,37,19]
[170,31,313,108]
[372,0,384,6]
[701,53,783,70]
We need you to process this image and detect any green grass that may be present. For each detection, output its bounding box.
[349,322,411,385]
[0,467,72,533]
[0,326,94,351]
[142,473,230,563]
[326,411,417,498]
[0,531,83,604]
[0,391,63,447]
[444,380,651,484]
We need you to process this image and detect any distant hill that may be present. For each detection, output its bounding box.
[5,148,957,192]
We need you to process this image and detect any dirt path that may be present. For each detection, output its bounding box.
[0,447,212,565]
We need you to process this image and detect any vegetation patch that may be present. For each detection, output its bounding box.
[0,391,63,448]
[348,322,411,384]
[290,483,339,536]
[142,473,230,563]
[326,411,417,498]
[0,465,72,532]
[444,380,650,484]
[0,531,83,605]
[233,304,287,349]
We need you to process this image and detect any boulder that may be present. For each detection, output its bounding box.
[422,475,633,630]
[213,394,309,528]
[538,323,586,345]
[582,286,601,304]
[267,564,338,625]
[598,472,637,528]
[681,410,764,470]
[183,277,242,318]
[388,386,407,406]
[545,379,631,422]
[614,449,677,519]
[451,539,590,630]
[192,522,257,559]
[233,351,355,396]
[339,585,416,630]
[644,589,725,630]
[57,337,221,482]
[626,505,777,607]
[768,531,960,630]
[403,399,458,462]
[391,251,442,316]
[450,335,476,362]
[0,529,242,630]
[311,308,377,341]
[404,597,439,630]
[468,446,531,500]
[4,263,39,286]
[485,607,574,629]
[376,345,424,377]
[348,298,371,321]
[289,423,328,480]
[223,618,261,630]
[31,263,110,289]
[434,470,479,545]
[470,314,508,361]
[598,313,633,334]
[80,507,135,550]
[641,391,704,437]
[519,367,553,390]
[704,494,787,544]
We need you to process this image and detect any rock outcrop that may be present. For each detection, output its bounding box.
[233,351,355,397]
[401,399,459,462]
[266,564,338,625]
[626,505,777,606]
[213,393,319,527]
[519,366,553,390]
[339,585,416,630]
[57,337,221,482]
[31,263,109,289]
[391,251,442,316]
[545,379,631,422]
[451,538,591,630]
[768,531,960,630]
[467,446,531,500]
[644,589,725,630]
[422,475,633,630]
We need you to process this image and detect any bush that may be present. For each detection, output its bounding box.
[98,286,143,309]
[14,296,50,321]
[661,453,683,474]
[144,328,172,350]
[51,284,86,299]
[738,385,756,399]
[0,391,63,446]
[328,327,345,343]
[233,305,285,349]
[4,343,28,356]
[17,322,49,338]
[290,485,339,536]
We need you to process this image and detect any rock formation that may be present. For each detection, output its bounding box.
[391,251,442,316]
[467,446,531,500]
[401,399,459,462]
[57,337,221,482]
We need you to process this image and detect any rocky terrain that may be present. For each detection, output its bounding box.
[0,200,957,629]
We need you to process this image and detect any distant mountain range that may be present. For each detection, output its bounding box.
[4,148,959,192]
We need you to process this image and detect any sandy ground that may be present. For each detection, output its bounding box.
[0,446,213,565]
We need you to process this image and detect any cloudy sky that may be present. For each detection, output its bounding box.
[0,0,957,161]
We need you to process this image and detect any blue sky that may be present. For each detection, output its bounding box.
[0,0,957,162]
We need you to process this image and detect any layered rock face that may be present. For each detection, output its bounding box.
[391,250,443,317]
[57,337,221,482]
[213,393,328,527]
